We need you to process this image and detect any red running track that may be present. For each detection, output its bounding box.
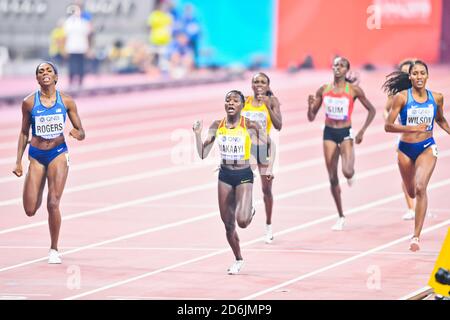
[0,67,449,300]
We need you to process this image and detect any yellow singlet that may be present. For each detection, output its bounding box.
[215,116,251,161]
[242,96,272,135]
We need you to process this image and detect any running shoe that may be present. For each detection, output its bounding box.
[227,260,244,275]
[265,224,274,244]
[402,209,415,220]
[409,237,420,252]
[48,249,62,264]
[331,217,345,231]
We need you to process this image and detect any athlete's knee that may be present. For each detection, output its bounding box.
[405,186,415,199]
[24,207,38,217]
[415,182,427,197]
[329,176,339,187]
[342,168,354,179]
[237,218,249,229]
[47,197,61,213]
[236,211,251,228]
[223,221,236,234]
[261,184,272,197]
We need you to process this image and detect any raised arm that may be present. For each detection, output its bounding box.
[384,92,428,133]
[193,120,220,159]
[352,85,376,144]
[13,98,32,177]
[434,92,450,135]
[63,94,85,141]
[307,85,325,122]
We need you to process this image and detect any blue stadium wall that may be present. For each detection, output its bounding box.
[177,0,275,68]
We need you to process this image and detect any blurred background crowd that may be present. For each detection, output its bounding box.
[0,0,448,92]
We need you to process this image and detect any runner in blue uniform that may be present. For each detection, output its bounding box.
[383,60,449,251]
[13,62,85,264]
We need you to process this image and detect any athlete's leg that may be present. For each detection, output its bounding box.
[258,164,273,225]
[46,153,69,251]
[324,140,343,217]
[235,182,254,228]
[23,158,47,217]
[397,151,416,198]
[402,182,415,210]
[218,181,242,260]
[413,148,437,239]
[340,139,355,180]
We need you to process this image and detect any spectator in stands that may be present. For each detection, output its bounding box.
[181,3,201,69]
[64,4,92,90]
[147,0,173,69]
[49,18,66,67]
[167,31,194,79]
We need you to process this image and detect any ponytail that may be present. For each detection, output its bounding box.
[345,70,359,85]
[382,71,411,96]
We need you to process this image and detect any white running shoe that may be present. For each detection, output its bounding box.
[402,209,415,220]
[264,224,274,244]
[409,237,420,252]
[227,260,244,275]
[48,249,62,264]
[347,176,355,187]
[331,217,345,231]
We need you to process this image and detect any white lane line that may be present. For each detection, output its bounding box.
[0,107,381,165]
[1,145,449,238]
[0,163,410,272]
[0,182,215,235]
[241,219,450,300]
[0,106,306,153]
[399,286,433,300]
[0,126,394,205]
[3,125,444,208]
[57,178,450,300]
[0,245,438,256]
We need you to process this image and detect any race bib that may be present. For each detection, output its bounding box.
[406,106,434,131]
[217,134,246,161]
[324,96,349,120]
[35,114,65,139]
[242,111,267,132]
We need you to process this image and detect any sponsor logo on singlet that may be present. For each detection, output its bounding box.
[217,134,246,160]
[242,110,267,132]
[324,96,350,120]
[406,104,434,130]
[35,114,64,139]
